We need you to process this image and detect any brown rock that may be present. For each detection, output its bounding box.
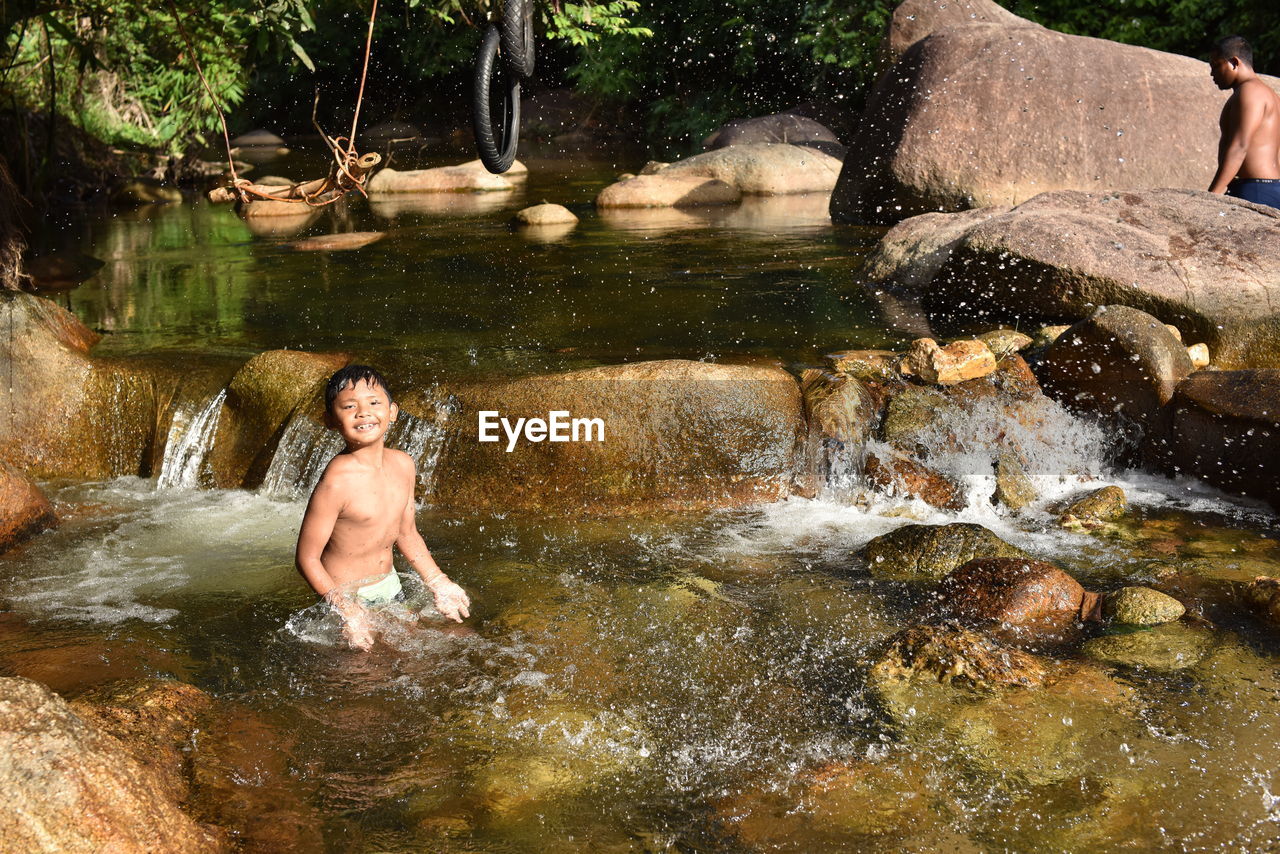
[1039,305,1193,433]
[207,349,350,488]
[864,451,966,510]
[833,7,1280,224]
[861,522,1028,581]
[1057,485,1127,527]
[870,622,1049,690]
[993,450,1037,510]
[883,0,1026,63]
[662,143,843,195]
[595,174,741,208]
[1171,370,1280,508]
[824,349,900,383]
[1245,577,1280,628]
[978,328,1034,357]
[286,231,384,251]
[0,677,225,853]
[424,360,805,514]
[513,203,579,226]
[801,369,881,489]
[935,557,1096,634]
[1187,343,1210,369]
[900,338,996,385]
[0,461,57,553]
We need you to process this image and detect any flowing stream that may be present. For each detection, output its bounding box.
[4,147,1280,852]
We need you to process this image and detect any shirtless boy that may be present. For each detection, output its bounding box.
[296,365,470,650]
[1208,35,1280,209]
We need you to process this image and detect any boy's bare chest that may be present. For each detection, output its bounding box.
[338,474,409,528]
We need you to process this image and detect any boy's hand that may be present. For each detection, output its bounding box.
[325,589,375,651]
[427,577,471,623]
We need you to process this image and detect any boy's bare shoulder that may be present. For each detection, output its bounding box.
[387,448,417,477]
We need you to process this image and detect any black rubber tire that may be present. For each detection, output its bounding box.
[501,0,535,80]
[473,24,521,174]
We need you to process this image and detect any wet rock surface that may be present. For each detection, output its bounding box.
[800,369,879,486]
[595,174,741,208]
[1082,623,1214,671]
[366,159,527,194]
[899,338,996,385]
[1245,577,1280,629]
[1101,586,1185,626]
[0,676,225,853]
[0,461,57,553]
[1171,370,1280,509]
[426,359,805,514]
[1057,485,1127,527]
[934,557,1095,635]
[863,451,966,510]
[660,143,844,195]
[860,522,1028,582]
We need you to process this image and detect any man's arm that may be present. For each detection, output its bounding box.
[1210,88,1267,192]
[394,464,470,622]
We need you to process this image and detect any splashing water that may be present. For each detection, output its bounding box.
[157,388,227,489]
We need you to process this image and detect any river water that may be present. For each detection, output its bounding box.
[5,147,1280,852]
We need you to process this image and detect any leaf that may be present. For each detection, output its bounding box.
[290,39,315,71]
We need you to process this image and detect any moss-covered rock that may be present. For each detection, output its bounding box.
[860,522,1028,582]
[1058,485,1127,528]
[1101,586,1185,626]
[1082,623,1214,671]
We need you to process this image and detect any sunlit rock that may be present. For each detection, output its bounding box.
[863,450,966,510]
[824,349,900,384]
[1032,324,1071,350]
[977,328,1033,357]
[512,203,578,226]
[111,177,184,206]
[595,174,740,208]
[866,624,1139,786]
[900,338,996,386]
[286,231,384,251]
[933,557,1100,636]
[860,522,1027,582]
[366,159,526,194]
[834,0,1280,225]
[1082,622,1214,671]
[703,111,844,158]
[1186,342,1210,369]
[661,143,843,195]
[207,349,350,489]
[859,207,1011,293]
[1057,485,1127,528]
[1101,586,1185,626]
[800,368,880,489]
[993,450,1037,510]
[1170,370,1280,509]
[0,677,226,853]
[883,0,1025,63]
[0,460,56,553]
[423,359,804,514]
[1039,305,1193,448]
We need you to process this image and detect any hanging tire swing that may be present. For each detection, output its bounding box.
[473,0,535,174]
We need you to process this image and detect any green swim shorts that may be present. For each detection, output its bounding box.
[354,571,403,605]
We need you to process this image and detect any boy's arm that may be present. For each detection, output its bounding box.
[296,474,374,649]
[395,469,470,623]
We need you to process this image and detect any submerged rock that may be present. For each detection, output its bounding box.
[934,557,1098,635]
[899,338,996,386]
[0,461,57,553]
[1058,485,1127,528]
[860,522,1028,582]
[866,624,1138,786]
[1170,370,1280,510]
[426,359,804,514]
[596,174,740,208]
[863,450,966,510]
[1082,622,1214,671]
[287,231,385,251]
[1244,577,1280,629]
[1101,586,1185,626]
[0,677,225,853]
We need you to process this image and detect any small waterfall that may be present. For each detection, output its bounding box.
[261,396,450,500]
[157,388,227,489]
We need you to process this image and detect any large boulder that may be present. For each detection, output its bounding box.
[206,349,349,489]
[0,461,56,553]
[1170,370,1280,509]
[860,522,1028,581]
[833,9,1280,224]
[1038,305,1193,436]
[703,112,843,157]
[366,159,527,194]
[0,292,167,479]
[661,143,843,195]
[0,677,224,853]
[883,0,1025,63]
[423,360,805,514]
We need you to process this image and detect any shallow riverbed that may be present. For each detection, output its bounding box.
[6,145,1280,852]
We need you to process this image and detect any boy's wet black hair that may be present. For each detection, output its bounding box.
[325,364,392,410]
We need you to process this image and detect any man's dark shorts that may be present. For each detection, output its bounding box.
[1227,178,1280,210]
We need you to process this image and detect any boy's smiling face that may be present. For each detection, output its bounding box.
[327,378,398,448]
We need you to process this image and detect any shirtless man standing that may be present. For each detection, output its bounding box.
[1208,35,1280,209]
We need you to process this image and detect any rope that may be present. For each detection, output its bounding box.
[167,0,241,191]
